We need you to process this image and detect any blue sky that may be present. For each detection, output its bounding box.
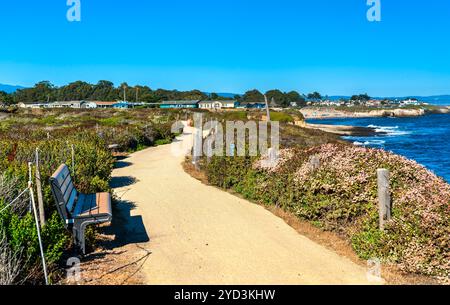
[0,0,449,96]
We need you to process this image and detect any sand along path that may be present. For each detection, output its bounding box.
[111,126,375,285]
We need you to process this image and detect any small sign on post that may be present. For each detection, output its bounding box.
[377,169,391,230]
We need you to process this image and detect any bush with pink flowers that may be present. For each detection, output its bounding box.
[205,143,450,279]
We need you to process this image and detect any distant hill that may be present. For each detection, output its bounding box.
[0,83,25,93]
[204,92,241,99]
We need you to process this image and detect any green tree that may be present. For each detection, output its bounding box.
[350,93,371,101]
[0,91,13,105]
[91,80,119,101]
[265,89,286,107]
[57,81,93,101]
[14,81,57,103]
[209,93,220,100]
[242,89,264,104]
[286,91,306,107]
[307,92,322,101]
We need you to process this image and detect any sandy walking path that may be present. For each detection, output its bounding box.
[111,128,374,285]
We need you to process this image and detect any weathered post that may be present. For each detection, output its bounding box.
[206,126,215,164]
[28,162,49,285]
[192,113,203,170]
[310,155,320,171]
[71,144,75,174]
[377,169,391,230]
[35,149,45,226]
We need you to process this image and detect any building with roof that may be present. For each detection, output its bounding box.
[48,101,86,108]
[82,101,98,109]
[93,101,118,108]
[18,102,49,109]
[198,100,238,110]
[237,102,267,109]
[160,100,200,109]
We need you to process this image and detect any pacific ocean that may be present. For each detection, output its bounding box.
[307,112,450,182]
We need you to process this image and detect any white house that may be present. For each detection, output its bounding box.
[198,100,237,110]
[18,102,48,109]
[48,101,86,108]
[82,101,98,109]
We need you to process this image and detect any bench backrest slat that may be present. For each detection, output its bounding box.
[50,164,78,221]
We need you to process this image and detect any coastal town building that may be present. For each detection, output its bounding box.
[237,102,267,109]
[160,100,200,109]
[18,102,48,109]
[17,100,138,109]
[400,98,423,106]
[83,101,98,108]
[198,100,237,110]
[48,101,85,108]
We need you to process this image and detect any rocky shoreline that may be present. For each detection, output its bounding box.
[300,106,450,120]
[305,123,383,137]
[292,119,382,137]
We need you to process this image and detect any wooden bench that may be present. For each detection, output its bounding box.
[49,164,112,254]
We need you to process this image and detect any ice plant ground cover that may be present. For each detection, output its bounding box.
[206,142,450,281]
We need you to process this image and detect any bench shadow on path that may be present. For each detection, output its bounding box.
[114,160,133,169]
[110,176,138,188]
[100,199,150,250]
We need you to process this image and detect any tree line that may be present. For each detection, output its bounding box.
[0,80,323,107]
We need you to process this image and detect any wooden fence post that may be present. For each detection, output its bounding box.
[377,169,391,230]
[192,113,202,171]
[35,149,46,226]
[71,144,75,175]
[310,155,320,171]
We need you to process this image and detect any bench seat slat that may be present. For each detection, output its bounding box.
[60,175,75,201]
[53,165,71,185]
[66,188,78,213]
[73,193,112,219]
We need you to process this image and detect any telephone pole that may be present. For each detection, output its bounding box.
[264,95,271,122]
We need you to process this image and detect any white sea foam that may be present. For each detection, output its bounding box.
[353,140,386,146]
[367,125,410,136]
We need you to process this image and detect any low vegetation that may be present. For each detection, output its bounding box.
[199,123,449,282]
[0,108,178,284]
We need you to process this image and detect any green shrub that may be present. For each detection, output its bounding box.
[0,108,179,283]
[269,111,294,123]
[203,143,450,279]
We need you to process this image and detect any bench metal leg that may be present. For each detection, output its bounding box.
[73,220,95,255]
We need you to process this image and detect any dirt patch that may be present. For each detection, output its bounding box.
[182,156,209,184]
[62,234,151,285]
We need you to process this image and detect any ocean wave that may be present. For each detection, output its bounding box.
[353,140,386,146]
[367,125,410,136]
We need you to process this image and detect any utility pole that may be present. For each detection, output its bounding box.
[264,94,271,122]
[136,87,139,102]
[123,84,127,102]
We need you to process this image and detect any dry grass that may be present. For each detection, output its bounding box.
[62,235,150,285]
[182,156,209,184]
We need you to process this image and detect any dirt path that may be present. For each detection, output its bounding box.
[111,128,375,285]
